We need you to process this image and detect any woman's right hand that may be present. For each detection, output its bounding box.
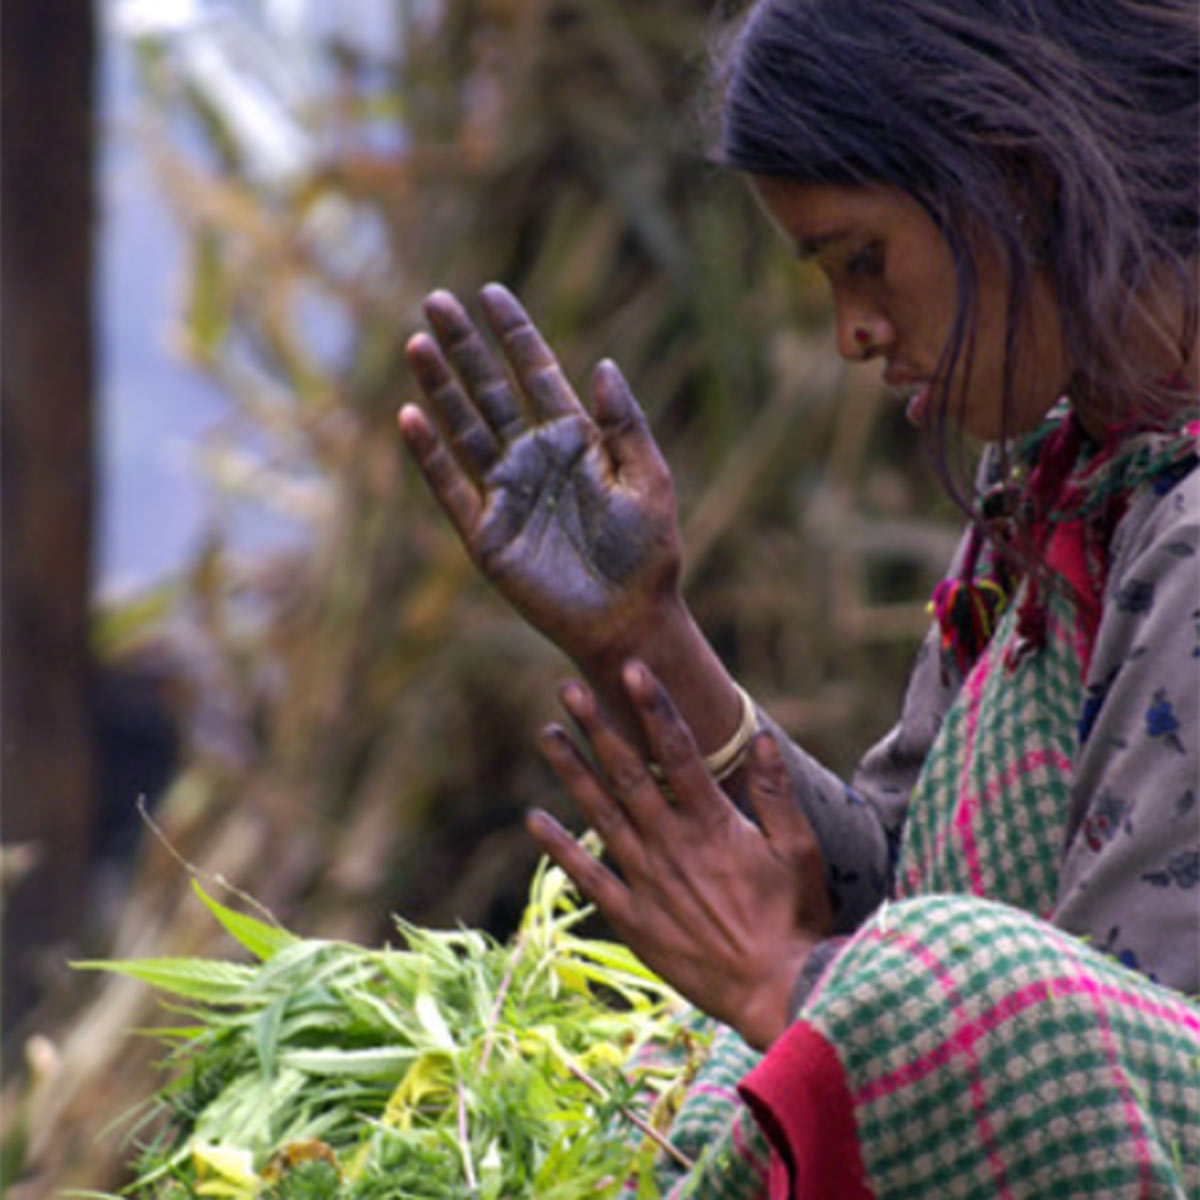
[400,284,684,668]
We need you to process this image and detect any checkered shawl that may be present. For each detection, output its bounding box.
[762,527,1200,1197]
[616,1020,768,1199]
[634,902,1200,1200]
[745,894,1200,1199]
[632,578,1200,1198]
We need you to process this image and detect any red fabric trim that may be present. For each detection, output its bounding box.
[737,1020,873,1200]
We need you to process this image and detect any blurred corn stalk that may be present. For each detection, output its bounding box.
[3,0,961,1193]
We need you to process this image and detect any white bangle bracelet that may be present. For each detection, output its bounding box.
[704,684,760,782]
[645,683,759,787]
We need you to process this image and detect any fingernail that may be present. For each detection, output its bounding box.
[538,723,566,748]
[622,660,650,692]
[423,290,461,323]
[560,681,587,713]
[525,809,554,837]
[751,731,781,767]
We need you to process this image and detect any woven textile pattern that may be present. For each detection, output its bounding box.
[660,1025,769,1200]
[896,584,1082,914]
[618,1020,768,1200]
[803,894,1200,1200]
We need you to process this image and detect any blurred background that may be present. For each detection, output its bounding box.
[1,0,962,1192]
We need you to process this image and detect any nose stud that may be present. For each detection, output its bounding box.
[853,326,875,359]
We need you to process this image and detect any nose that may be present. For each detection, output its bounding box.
[833,303,894,362]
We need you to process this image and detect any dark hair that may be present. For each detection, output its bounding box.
[715,0,1198,466]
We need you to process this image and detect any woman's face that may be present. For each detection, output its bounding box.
[750,176,1070,440]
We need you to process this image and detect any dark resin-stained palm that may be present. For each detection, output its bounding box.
[403,284,683,664]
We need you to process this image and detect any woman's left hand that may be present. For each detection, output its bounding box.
[527,661,834,1052]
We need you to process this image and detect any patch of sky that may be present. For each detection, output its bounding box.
[98,0,410,598]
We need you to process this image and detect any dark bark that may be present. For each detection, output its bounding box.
[1,0,98,1033]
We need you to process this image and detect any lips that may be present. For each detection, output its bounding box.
[880,365,932,426]
[905,386,931,427]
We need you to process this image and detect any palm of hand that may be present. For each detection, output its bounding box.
[477,416,665,632]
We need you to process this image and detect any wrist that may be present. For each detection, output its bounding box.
[574,588,693,677]
[575,596,746,758]
[737,940,820,1053]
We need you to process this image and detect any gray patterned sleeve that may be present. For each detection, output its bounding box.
[753,552,967,934]
[1054,466,1200,996]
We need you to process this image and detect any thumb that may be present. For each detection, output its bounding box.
[591,359,670,482]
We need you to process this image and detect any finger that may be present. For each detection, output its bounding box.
[397,403,484,540]
[619,661,724,824]
[479,283,584,423]
[556,680,670,838]
[423,290,526,443]
[406,332,502,476]
[537,723,649,876]
[591,359,670,481]
[525,808,638,930]
[743,732,818,851]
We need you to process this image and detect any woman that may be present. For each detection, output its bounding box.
[399,0,1199,1195]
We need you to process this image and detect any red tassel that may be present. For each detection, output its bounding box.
[930,575,1010,676]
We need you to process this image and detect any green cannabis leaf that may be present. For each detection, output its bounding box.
[83,858,708,1198]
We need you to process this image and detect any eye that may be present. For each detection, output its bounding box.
[845,241,884,279]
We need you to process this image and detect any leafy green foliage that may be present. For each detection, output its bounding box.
[88,859,706,1198]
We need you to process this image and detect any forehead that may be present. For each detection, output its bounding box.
[748,176,932,253]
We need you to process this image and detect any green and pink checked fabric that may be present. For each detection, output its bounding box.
[650,1025,769,1200]
[625,957,1200,1198]
[895,583,1081,916]
[626,575,1200,1197]
[614,1013,769,1199]
[642,896,1200,1199]
[790,894,1200,1199]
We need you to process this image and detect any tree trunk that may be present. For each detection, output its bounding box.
[1,0,97,1035]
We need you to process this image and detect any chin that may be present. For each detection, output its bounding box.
[927,400,1004,442]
